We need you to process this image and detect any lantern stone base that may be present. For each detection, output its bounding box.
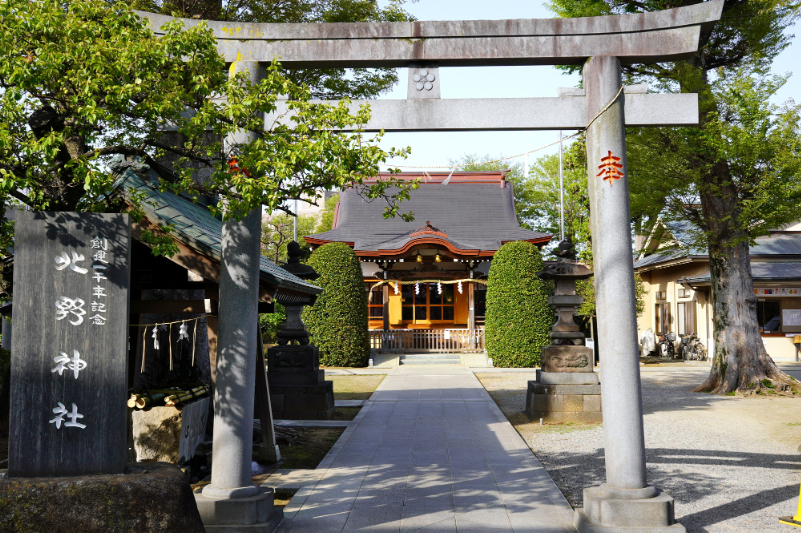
[525,372,602,424]
[194,486,283,532]
[267,345,335,420]
[0,462,205,533]
[574,485,685,532]
[268,381,335,420]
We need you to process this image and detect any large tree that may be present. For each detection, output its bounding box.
[0,0,412,258]
[127,0,415,99]
[549,0,801,393]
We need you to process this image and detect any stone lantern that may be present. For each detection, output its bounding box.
[525,240,601,423]
[266,241,335,420]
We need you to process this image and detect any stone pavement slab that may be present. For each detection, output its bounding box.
[273,366,576,533]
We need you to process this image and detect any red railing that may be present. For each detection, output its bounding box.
[369,328,485,353]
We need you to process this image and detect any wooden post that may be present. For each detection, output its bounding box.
[253,319,280,462]
[128,289,144,389]
[468,283,476,349]
[206,315,218,388]
[382,284,390,336]
[204,283,219,387]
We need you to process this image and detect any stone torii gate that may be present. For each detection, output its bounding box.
[142,2,723,531]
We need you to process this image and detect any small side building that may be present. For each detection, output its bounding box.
[635,220,801,362]
[305,171,551,354]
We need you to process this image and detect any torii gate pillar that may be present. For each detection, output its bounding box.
[194,60,282,531]
[577,55,683,532]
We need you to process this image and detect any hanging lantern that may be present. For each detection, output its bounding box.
[434,253,442,262]
[416,253,423,262]
[458,280,463,294]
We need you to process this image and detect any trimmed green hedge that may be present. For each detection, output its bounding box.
[302,242,370,367]
[485,241,552,367]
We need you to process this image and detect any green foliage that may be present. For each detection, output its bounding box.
[627,70,801,249]
[302,242,369,367]
[526,139,590,254]
[316,193,340,234]
[485,241,551,368]
[262,213,318,264]
[0,0,413,258]
[127,0,416,100]
[259,303,286,345]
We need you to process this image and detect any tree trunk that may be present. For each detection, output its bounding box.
[694,191,799,395]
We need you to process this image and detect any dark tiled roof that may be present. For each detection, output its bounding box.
[115,169,321,295]
[751,234,801,256]
[683,262,801,284]
[307,182,550,252]
[633,249,688,269]
[636,231,801,270]
[665,220,707,256]
[634,220,707,269]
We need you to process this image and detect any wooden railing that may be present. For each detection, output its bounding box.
[369,328,485,353]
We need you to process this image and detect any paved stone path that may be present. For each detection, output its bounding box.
[276,366,576,532]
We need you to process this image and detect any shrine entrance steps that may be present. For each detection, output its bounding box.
[400,353,462,365]
[274,366,575,533]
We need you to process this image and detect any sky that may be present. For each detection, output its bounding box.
[373,0,800,171]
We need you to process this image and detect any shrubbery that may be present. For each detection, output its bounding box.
[485,241,552,367]
[302,242,370,367]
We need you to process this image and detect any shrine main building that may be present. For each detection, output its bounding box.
[305,171,551,354]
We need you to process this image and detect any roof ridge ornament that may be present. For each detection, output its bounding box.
[410,221,448,238]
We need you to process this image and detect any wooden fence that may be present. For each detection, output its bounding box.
[369,328,485,353]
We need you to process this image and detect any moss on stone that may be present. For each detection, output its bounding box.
[0,463,204,533]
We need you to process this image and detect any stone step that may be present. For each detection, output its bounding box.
[400,358,462,365]
[402,353,460,360]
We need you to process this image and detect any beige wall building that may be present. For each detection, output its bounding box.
[635,222,801,362]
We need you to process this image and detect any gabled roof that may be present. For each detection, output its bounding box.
[635,219,801,272]
[115,169,321,296]
[634,219,707,270]
[305,171,551,256]
[750,234,801,256]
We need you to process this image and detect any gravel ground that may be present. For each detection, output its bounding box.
[476,370,801,533]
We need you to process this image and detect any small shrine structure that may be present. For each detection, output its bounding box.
[305,170,551,353]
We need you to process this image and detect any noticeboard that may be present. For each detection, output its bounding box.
[783,309,801,328]
[8,211,130,477]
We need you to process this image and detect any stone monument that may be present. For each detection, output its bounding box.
[9,211,131,477]
[267,241,335,420]
[526,239,601,423]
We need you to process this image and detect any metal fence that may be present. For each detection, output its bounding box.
[369,328,485,353]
